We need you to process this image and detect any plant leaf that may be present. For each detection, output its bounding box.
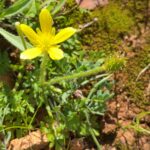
[25,0,37,17]
[0,0,33,19]
[0,28,32,51]
[52,0,66,15]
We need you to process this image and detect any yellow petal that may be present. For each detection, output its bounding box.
[53,27,76,44]
[48,47,64,60]
[36,28,42,36]
[20,48,42,59]
[39,9,53,33]
[20,24,41,46]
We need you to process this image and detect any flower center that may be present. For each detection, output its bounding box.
[39,33,54,51]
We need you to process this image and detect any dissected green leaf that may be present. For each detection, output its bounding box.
[0,28,32,50]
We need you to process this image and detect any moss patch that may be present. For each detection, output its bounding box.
[126,45,150,106]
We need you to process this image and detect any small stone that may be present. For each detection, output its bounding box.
[143,143,150,150]
[123,131,135,146]
[70,138,85,150]
[76,0,109,10]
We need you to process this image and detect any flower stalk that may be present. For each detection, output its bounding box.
[45,65,106,85]
[15,22,27,49]
[38,53,53,118]
[39,53,49,85]
[89,128,101,150]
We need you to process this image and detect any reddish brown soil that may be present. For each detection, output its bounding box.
[100,72,150,150]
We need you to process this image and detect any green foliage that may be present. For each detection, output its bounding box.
[125,111,150,135]
[0,28,32,50]
[0,0,32,19]
[51,0,66,15]
[97,3,134,35]
[61,34,82,53]
[40,69,113,149]
[55,1,90,28]
[0,1,129,149]
[0,50,115,149]
[0,0,4,12]
[0,81,34,130]
[103,54,126,72]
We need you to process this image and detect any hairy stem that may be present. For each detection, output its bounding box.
[45,65,106,85]
[15,22,27,49]
[39,54,53,118]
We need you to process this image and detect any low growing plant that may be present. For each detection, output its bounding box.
[0,6,126,150]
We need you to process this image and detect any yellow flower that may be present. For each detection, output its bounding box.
[20,9,76,60]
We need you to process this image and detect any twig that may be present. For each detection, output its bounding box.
[78,18,98,31]
[136,63,150,81]
[0,22,14,30]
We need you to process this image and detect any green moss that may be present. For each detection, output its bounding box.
[126,46,150,106]
[55,1,134,52]
[55,0,91,28]
[79,3,134,51]
[92,3,134,35]
[65,0,76,7]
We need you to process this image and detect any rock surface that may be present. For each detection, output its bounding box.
[76,0,109,10]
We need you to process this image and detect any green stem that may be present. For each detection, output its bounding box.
[39,53,53,118]
[15,22,27,49]
[89,128,101,150]
[39,53,48,85]
[45,66,105,85]
[0,125,32,132]
[87,74,112,99]
[84,111,101,150]
[29,102,42,127]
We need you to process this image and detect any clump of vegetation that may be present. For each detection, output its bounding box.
[126,46,150,105]
[100,4,133,34]
[93,3,134,35]
[0,0,149,149]
[0,1,126,149]
[80,3,134,52]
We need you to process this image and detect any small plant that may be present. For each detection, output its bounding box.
[0,2,126,150]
